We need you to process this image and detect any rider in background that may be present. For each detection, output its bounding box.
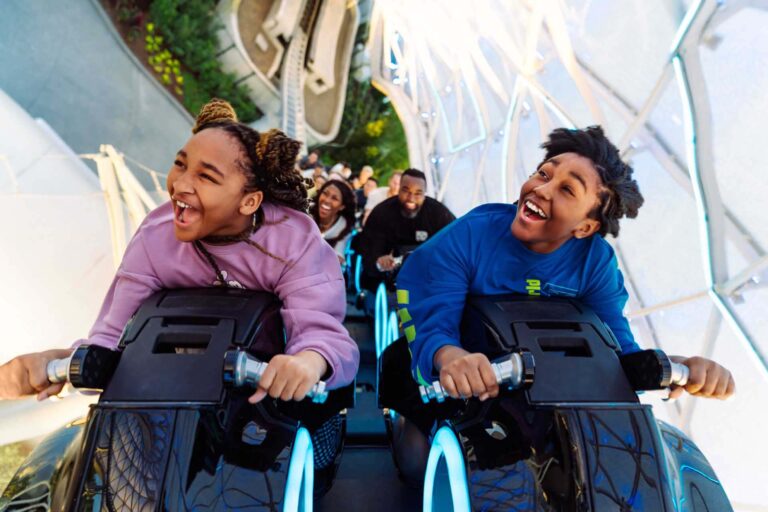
[397,126,734,402]
[0,98,359,404]
[363,170,402,225]
[311,179,357,266]
[358,169,454,316]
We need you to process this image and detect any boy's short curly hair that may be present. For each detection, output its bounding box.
[541,126,644,238]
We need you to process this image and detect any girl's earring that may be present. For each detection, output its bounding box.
[252,212,257,231]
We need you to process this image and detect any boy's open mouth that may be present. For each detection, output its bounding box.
[174,200,201,226]
[522,199,548,221]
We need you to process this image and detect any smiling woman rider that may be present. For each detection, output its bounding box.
[0,98,359,404]
[310,180,357,265]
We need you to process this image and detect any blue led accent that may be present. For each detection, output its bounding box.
[375,282,389,358]
[344,231,357,271]
[676,464,722,511]
[386,310,399,352]
[283,427,314,512]
[423,426,471,512]
[354,254,363,295]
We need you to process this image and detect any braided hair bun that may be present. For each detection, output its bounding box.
[256,129,302,176]
[192,98,238,134]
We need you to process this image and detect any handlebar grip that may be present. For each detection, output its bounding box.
[669,362,689,387]
[223,350,329,404]
[46,357,71,384]
[419,350,535,404]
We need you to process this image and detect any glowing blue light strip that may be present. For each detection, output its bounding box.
[385,310,399,353]
[673,55,768,375]
[344,231,356,270]
[670,0,705,58]
[677,463,722,511]
[354,254,363,295]
[375,282,389,358]
[283,427,314,512]
[422,426,471,512]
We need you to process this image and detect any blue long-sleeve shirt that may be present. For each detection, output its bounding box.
[396,203,640,385]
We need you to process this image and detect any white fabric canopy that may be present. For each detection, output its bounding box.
[0,89,128,442]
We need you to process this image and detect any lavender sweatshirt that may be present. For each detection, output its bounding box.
[73,201,359,388]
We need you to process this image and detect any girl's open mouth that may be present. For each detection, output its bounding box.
[174,200,201,227]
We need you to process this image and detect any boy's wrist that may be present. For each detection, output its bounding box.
[433,345,470,372]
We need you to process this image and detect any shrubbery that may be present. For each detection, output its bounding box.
[148,0,261,122]
[106,0,261,121]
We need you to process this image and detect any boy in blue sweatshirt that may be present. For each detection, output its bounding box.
[396,126,734,402]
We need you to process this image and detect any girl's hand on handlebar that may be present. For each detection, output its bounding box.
[434,345,499,401]
[248,351,329,404]
[669,356,735,400]
[0,349,72,401]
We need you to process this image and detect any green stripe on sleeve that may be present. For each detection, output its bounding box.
[404,325,416,343]
[398,308,412,323]
[416,366,431,387]
[396,289,409,305]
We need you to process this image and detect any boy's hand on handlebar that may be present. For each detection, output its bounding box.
[249,351,329,404]
[434,345,499,401]
[669,356,735,400]
[0,349,72,401]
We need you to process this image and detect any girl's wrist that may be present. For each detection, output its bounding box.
[295,350,329,379]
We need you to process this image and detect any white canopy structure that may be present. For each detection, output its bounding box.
[0,89,166,444]
[368,1,768,509]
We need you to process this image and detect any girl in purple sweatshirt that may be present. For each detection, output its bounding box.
[0,99,359,403]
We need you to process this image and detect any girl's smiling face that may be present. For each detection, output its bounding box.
[166,128,263,242]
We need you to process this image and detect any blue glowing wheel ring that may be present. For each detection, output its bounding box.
[374,282,389,358]
[423,426,471,512]
[283,427,314,512]
[354,254,363,295]
[385,310,399,353]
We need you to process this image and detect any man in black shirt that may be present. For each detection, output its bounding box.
[360,168,455,294]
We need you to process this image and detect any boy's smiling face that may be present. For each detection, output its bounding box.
[511,152,603,253]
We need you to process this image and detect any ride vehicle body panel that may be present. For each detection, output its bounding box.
[2,289,352,512]
[381,295,731,511]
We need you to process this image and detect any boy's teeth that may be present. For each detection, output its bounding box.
[526,200,547,218]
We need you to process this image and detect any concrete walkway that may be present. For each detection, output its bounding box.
[0,0,193,181]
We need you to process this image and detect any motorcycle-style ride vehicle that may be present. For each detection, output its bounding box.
[1,288,353,512]
[379,295,732,511]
